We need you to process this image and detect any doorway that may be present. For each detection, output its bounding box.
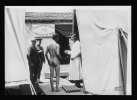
[55,24,72,65]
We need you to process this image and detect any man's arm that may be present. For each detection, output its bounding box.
[45,46,50,64]
[57,44,62,59]
[71,41,81,60]
[27,47,32,64]
[42,47,45,63]
[36,46,42,53]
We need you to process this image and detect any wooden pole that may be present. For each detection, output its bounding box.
[71,9,75,36]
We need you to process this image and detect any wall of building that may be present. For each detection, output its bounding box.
[25,22,71,65]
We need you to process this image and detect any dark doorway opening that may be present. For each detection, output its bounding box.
[55,24,72,65]
[58,34,70,64]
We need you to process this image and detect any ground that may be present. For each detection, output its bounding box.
[5,64,93,95]
[39,64,92,95]
[38,78,87,95]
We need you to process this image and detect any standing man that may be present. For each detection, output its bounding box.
[45,33,62,92]
[64,33,83,88]
[27,39,39,84]
[36,38,45,83]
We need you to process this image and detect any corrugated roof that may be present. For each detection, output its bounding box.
[25,12,73,20]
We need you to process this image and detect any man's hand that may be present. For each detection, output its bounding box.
[29,63,33,66]
[64,50,70,54]
[71,58,74,60]
[64,50,68,54]
[38,50,42,53]
[48,60,52,66]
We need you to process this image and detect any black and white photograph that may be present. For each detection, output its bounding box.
[5,6,131,95]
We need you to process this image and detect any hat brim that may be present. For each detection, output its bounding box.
[36,39,42,41]
[31,40,36,42]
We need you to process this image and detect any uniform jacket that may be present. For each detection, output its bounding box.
[27,45,39,64]
[36,45,45,64]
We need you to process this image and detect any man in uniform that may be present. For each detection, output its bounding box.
[36,38,45,83]
[45,34,62,92]
[27,39,39,84]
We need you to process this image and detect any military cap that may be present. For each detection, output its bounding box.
[31,38,36,42]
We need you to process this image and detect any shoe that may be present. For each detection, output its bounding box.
[34,81,38,84]
[56,89,60,92]
[77,85,83,88]
[51,90,55,92]
[37,92,45,95]
[75,84,82,88]
[38,81,43,83]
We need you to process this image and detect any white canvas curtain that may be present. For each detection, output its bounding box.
[5,8,30,83]
[76,9,130,95]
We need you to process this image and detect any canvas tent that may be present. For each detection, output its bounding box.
[75,8,131,95]
[5,8,37,95]
[53,8,131,95]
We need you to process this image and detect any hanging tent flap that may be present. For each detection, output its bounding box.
[118,29,128,95]
[76,9,130,95]
[5,8,30,83]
